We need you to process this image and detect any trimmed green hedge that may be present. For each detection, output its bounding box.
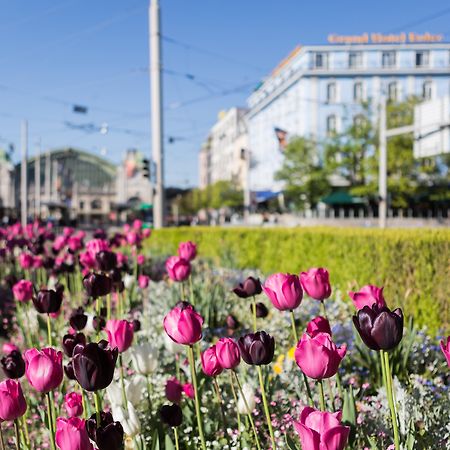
[146,227,450,335]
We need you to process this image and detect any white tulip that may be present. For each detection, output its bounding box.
[163,333,184,354]
[107,376,145,407]
[112,402,141,437]
[237,383,256,415]
[84,314,96,335]
[123,274,135,289]
[106,380,123,406]
[130,343,158,375]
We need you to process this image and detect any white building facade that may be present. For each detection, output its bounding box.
[199,107,249,189]
[247,39,450,193]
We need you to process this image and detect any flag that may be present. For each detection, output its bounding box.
[274,127,288,151]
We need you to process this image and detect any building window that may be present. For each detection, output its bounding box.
[314,52,328,69]
[388,81,397,102]
[327,82,337,103]
[349,51,362,69]
[91,199,102,210]
[422,81,433,100]
[353,82,363,102]
[79,201,84,210]
[326,115,337,135]
[382,51,396,68]
[353,114,366,129]
[416,51,429,67]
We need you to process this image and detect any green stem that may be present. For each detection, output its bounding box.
[212,378,227,430]
[46,314,52,347]
[318,380,326,411]
[380,351,387,388]
[21,415,30,447]
[189,275,195,305]
[0,423,5,450]
[383,351,400,450]
[173,427,180,450]
[233,371,262,450]
[94,391,102,425]
[327,379,335,411]
[257,366,277,450]
[107,293,111,321]
[252,296,257,332]
[187,345,207,450]
[81,387,88,419]
[320,300,328,319]
[146,375,153,414]
[290,310,314,406]
[46,392,56,450]
[14,419,21,450]
[119,354,128,407]
[229,371,241,435]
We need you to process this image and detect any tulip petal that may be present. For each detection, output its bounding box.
[293,421,321,450]
[322,425,350,450]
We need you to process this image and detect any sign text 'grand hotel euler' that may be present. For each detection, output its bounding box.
[328,32,444,44]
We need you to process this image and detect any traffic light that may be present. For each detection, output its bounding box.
[142,159,150,178]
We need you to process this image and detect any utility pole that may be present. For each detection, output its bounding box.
[149,0,165,228]
[20,120,28,227]
[35,138,41,218]
[378,98,387,229]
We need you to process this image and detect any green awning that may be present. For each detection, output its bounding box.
[138,203,153,211]
[321,191,364,205]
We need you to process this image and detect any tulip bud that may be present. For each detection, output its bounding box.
[64,361,76,380]
[105,319,134,353]
[295,332,346,380]
[96,251,118,272]
[306,316,332,337]
[83,272,112,298]
[163,302,203,345]
[160,404,183,427]
[165,256,191,282]
[294,407,350,450]
[32,289,63,314]
[177,241,197,262]
[73,341,118,391]
[1,350,26,379]
[254,302,269,318]
[64,392,83,417]
[225,314,240,330]
[132,319,141,332]
[165,378,183,403]
[138,275,150,289]
[56,417,93,450]
[232,276,262,298]
[0,379,27,421]
[62,333,87,357]
[215,338,240,369]
[69,307,88,331]
[12,280,34,303]
[441,336,450,368]
[201,345,223,377]
[86,411,124,450]
[25,348,63,393]
[349,285,386,310]
[353,304,404,351]
[300,268,332,301]
[183,383,194,399]
[263,273,303,311]
[238,331,275,365]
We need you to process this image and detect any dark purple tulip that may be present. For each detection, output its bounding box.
[238,331,275,365]
[93,316,106,332]
[62,333,87,357]
[32,289,63,314]
[232,277,262,298]
[69,307,88,331]
[64,361,76,380]
[93,229,107,240]
[160,404,183,427]
[43,257,55,270]
[353,304,404,351]
[73,340,118,391]
[83,273,112,298]
[86,411,124,450]
[254,302,269,318]
[96,251,118,272]
[132,319,141,332]
[1,350,25,379]
[226,314,240,330]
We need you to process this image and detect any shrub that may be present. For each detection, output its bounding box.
[146,226,450,334]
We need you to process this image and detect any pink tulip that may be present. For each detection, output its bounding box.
[68,236,83,252]
[165,377,183,403]
[64,392,83,418]
[178,241,197,262]
[53,235,68,252]
[138,275,150,289]
[116,252,128,267]
[126,231,141,246]
[300,268,332,301]
[132,219,143,230]
[12,280,34,303]
[105,319,134,353]
[263,273,303,311]
[293,406,349,450]
[55,417,93,450]
[306,316,332,338]
[215,338,240,369]
[142,228,151,238]
[0,379,27,421]
[19,252,34,270]
[137,254,145,265]
[440,336,450,368]
[63,227,74,237]
[165,256,191,282]
[295,333,346,380]
[183,383,195,399]
[348,285,386,310]
[201,345,223,377]
[163,303,203,345]
[2,342,19,354]
[33,255,44,269]
[24,348,63,392]
[78,251,96,270]
[86,238,110,259]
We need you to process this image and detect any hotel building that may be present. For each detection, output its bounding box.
[246,37,450,193]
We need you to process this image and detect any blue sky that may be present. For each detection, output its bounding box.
[1,0,450,187]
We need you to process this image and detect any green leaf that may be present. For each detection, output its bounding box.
[285,433,300,450]
[165,434,176,450]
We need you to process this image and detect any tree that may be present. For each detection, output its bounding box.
[274,137,331,210]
